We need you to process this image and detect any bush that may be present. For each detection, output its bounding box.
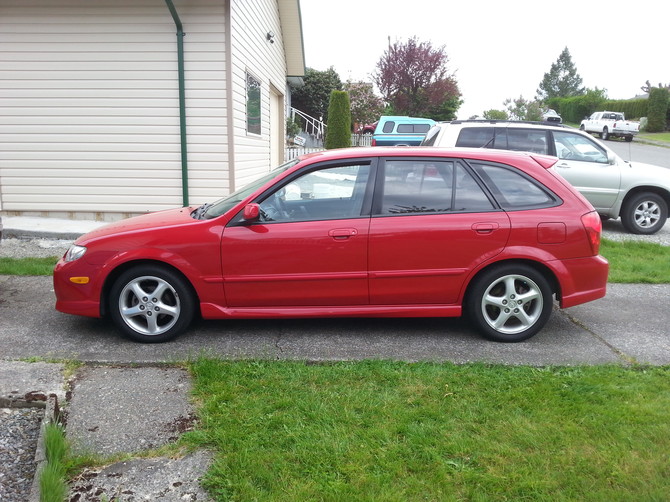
[325,90,352,149]
[646,87,669,132]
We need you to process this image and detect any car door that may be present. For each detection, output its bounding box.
[221,162,373,307]
[368,158,510,305]
[551,130,621,212]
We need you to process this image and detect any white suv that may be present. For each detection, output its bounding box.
[422,120,670,234]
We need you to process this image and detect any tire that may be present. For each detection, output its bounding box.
[625,135,633,142]
[109,265,196,343]
[467,264,553,343]
[620,192,668,235]
[579,124,585,131]
[600,128,609,140]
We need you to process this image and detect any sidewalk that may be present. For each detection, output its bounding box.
[0,361,212,501]
[2,215,106,240]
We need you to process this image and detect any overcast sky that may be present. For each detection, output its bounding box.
[299,0,666,119]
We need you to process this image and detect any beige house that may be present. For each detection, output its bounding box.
[0,0,305,220]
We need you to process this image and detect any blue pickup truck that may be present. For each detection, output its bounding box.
[371,116,436,146]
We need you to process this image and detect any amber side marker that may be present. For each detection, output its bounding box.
[69,277,90,284]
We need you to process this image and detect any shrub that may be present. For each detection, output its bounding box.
[325,90,352,149]
[646,87,669,132]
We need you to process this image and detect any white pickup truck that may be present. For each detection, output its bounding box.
[580,111,639,142]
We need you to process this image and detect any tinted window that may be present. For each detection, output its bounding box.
[382,121,395,133]
[471,163,557,209]
[380,160,494,214]
[552,131,608,164]
[421,126,441,146]
[258,164,370,222]
[502,129,549,154]
[456,128,494,148]
[415,124,431,133]
[397,124,413,133]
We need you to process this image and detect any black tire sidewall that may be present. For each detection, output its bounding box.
[467,264,553,343]
[621,193,668,235]
[109,265,195,343]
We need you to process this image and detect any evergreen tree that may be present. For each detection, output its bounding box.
[537,47,585,100]
[325,91,351,149]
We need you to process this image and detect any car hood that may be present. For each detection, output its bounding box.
[75,207,196,244]
[623,160,670,186]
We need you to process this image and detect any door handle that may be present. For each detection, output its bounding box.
[472,222,499,234]
[329,228,358,239]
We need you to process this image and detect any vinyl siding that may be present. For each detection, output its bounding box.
[0,0,227,216]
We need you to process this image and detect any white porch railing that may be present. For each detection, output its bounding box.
[284,134,373,162]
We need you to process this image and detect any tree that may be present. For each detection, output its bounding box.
[325,91,351,149]
[537,47,585,100]
[373,36,461,119]
[482,109,509,120]
[344,80,384,130]
[290,67,342,123]
[503,96,543,121]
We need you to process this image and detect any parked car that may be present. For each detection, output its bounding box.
[54,147,608,344]
[422,120,670,234]
[542,109,562,124]
[580,111,639,142]
[357,121,378,135]
[371,116,436,146]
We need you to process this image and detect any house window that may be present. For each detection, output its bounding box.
[246,73,261,135]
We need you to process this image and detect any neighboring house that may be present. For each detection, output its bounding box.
[0,0,305,220]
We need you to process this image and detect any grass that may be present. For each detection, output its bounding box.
[40,422,69,502]
[183,359,670,501]
[0,256,59,276]
[638,131,670,143]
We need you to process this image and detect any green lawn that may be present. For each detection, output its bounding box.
[183,359,670,501]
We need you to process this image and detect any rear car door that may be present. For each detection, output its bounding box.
[368,158,511,305]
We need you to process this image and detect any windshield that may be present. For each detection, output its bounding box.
[202,159,299,219]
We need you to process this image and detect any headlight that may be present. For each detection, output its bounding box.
[64,245,87,262]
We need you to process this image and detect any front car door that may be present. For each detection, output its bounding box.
[550,130,621,212]
[221,161,373,307]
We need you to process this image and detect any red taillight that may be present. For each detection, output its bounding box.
[371,138,376,146]
[581,211,602,255]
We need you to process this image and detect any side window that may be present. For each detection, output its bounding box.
[382,121,395,133]
[471,162,557,209]
[552,131,608,164]
[505,129,549,154]
[397,124,413,133]
[246,72,261,135]
[258,164,370,222]
[380,160,494,214]
[415,124,431,133]
[456,127,494,148]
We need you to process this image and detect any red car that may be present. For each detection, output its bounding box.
[54,147,608,343]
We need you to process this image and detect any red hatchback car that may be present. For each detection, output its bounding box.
[54,147,608,343]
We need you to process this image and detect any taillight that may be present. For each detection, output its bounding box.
[371,138,377,146]
[581,211,602,255]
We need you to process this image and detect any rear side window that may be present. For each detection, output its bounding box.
[379,160,495,214]
[382,121,396,133]
[456,127,494,148]
[471,162,558,209]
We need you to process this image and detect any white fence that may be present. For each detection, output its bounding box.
[284,134,372,162]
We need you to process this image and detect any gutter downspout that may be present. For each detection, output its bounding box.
[164,0,189,207]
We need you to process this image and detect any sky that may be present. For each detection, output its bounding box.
[298,0,666,119]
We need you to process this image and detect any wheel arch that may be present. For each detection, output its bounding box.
[463,258,560,308]
[619,186,670,218]
[100,259,201,318]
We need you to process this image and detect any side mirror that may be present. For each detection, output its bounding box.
[243,203,260,221]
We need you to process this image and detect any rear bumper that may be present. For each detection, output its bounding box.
[557,255,609,308]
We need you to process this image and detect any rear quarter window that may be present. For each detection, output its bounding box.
[471,162,559,210]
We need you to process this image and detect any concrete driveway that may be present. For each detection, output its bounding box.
[1,276,667,366]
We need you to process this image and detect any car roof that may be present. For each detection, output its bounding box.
[435,119,571,130]
[297,146,558,169]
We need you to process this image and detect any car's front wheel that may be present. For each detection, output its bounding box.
[621,192,668,234]
[600,128,609,140]
[109,265,196,343]
[467,264,553,343]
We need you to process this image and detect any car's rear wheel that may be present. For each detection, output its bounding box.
[621,192,668,234]
[625,135,633,142]
[600,128,609,140]
[109,265,195,343]
[467,264,553,343]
